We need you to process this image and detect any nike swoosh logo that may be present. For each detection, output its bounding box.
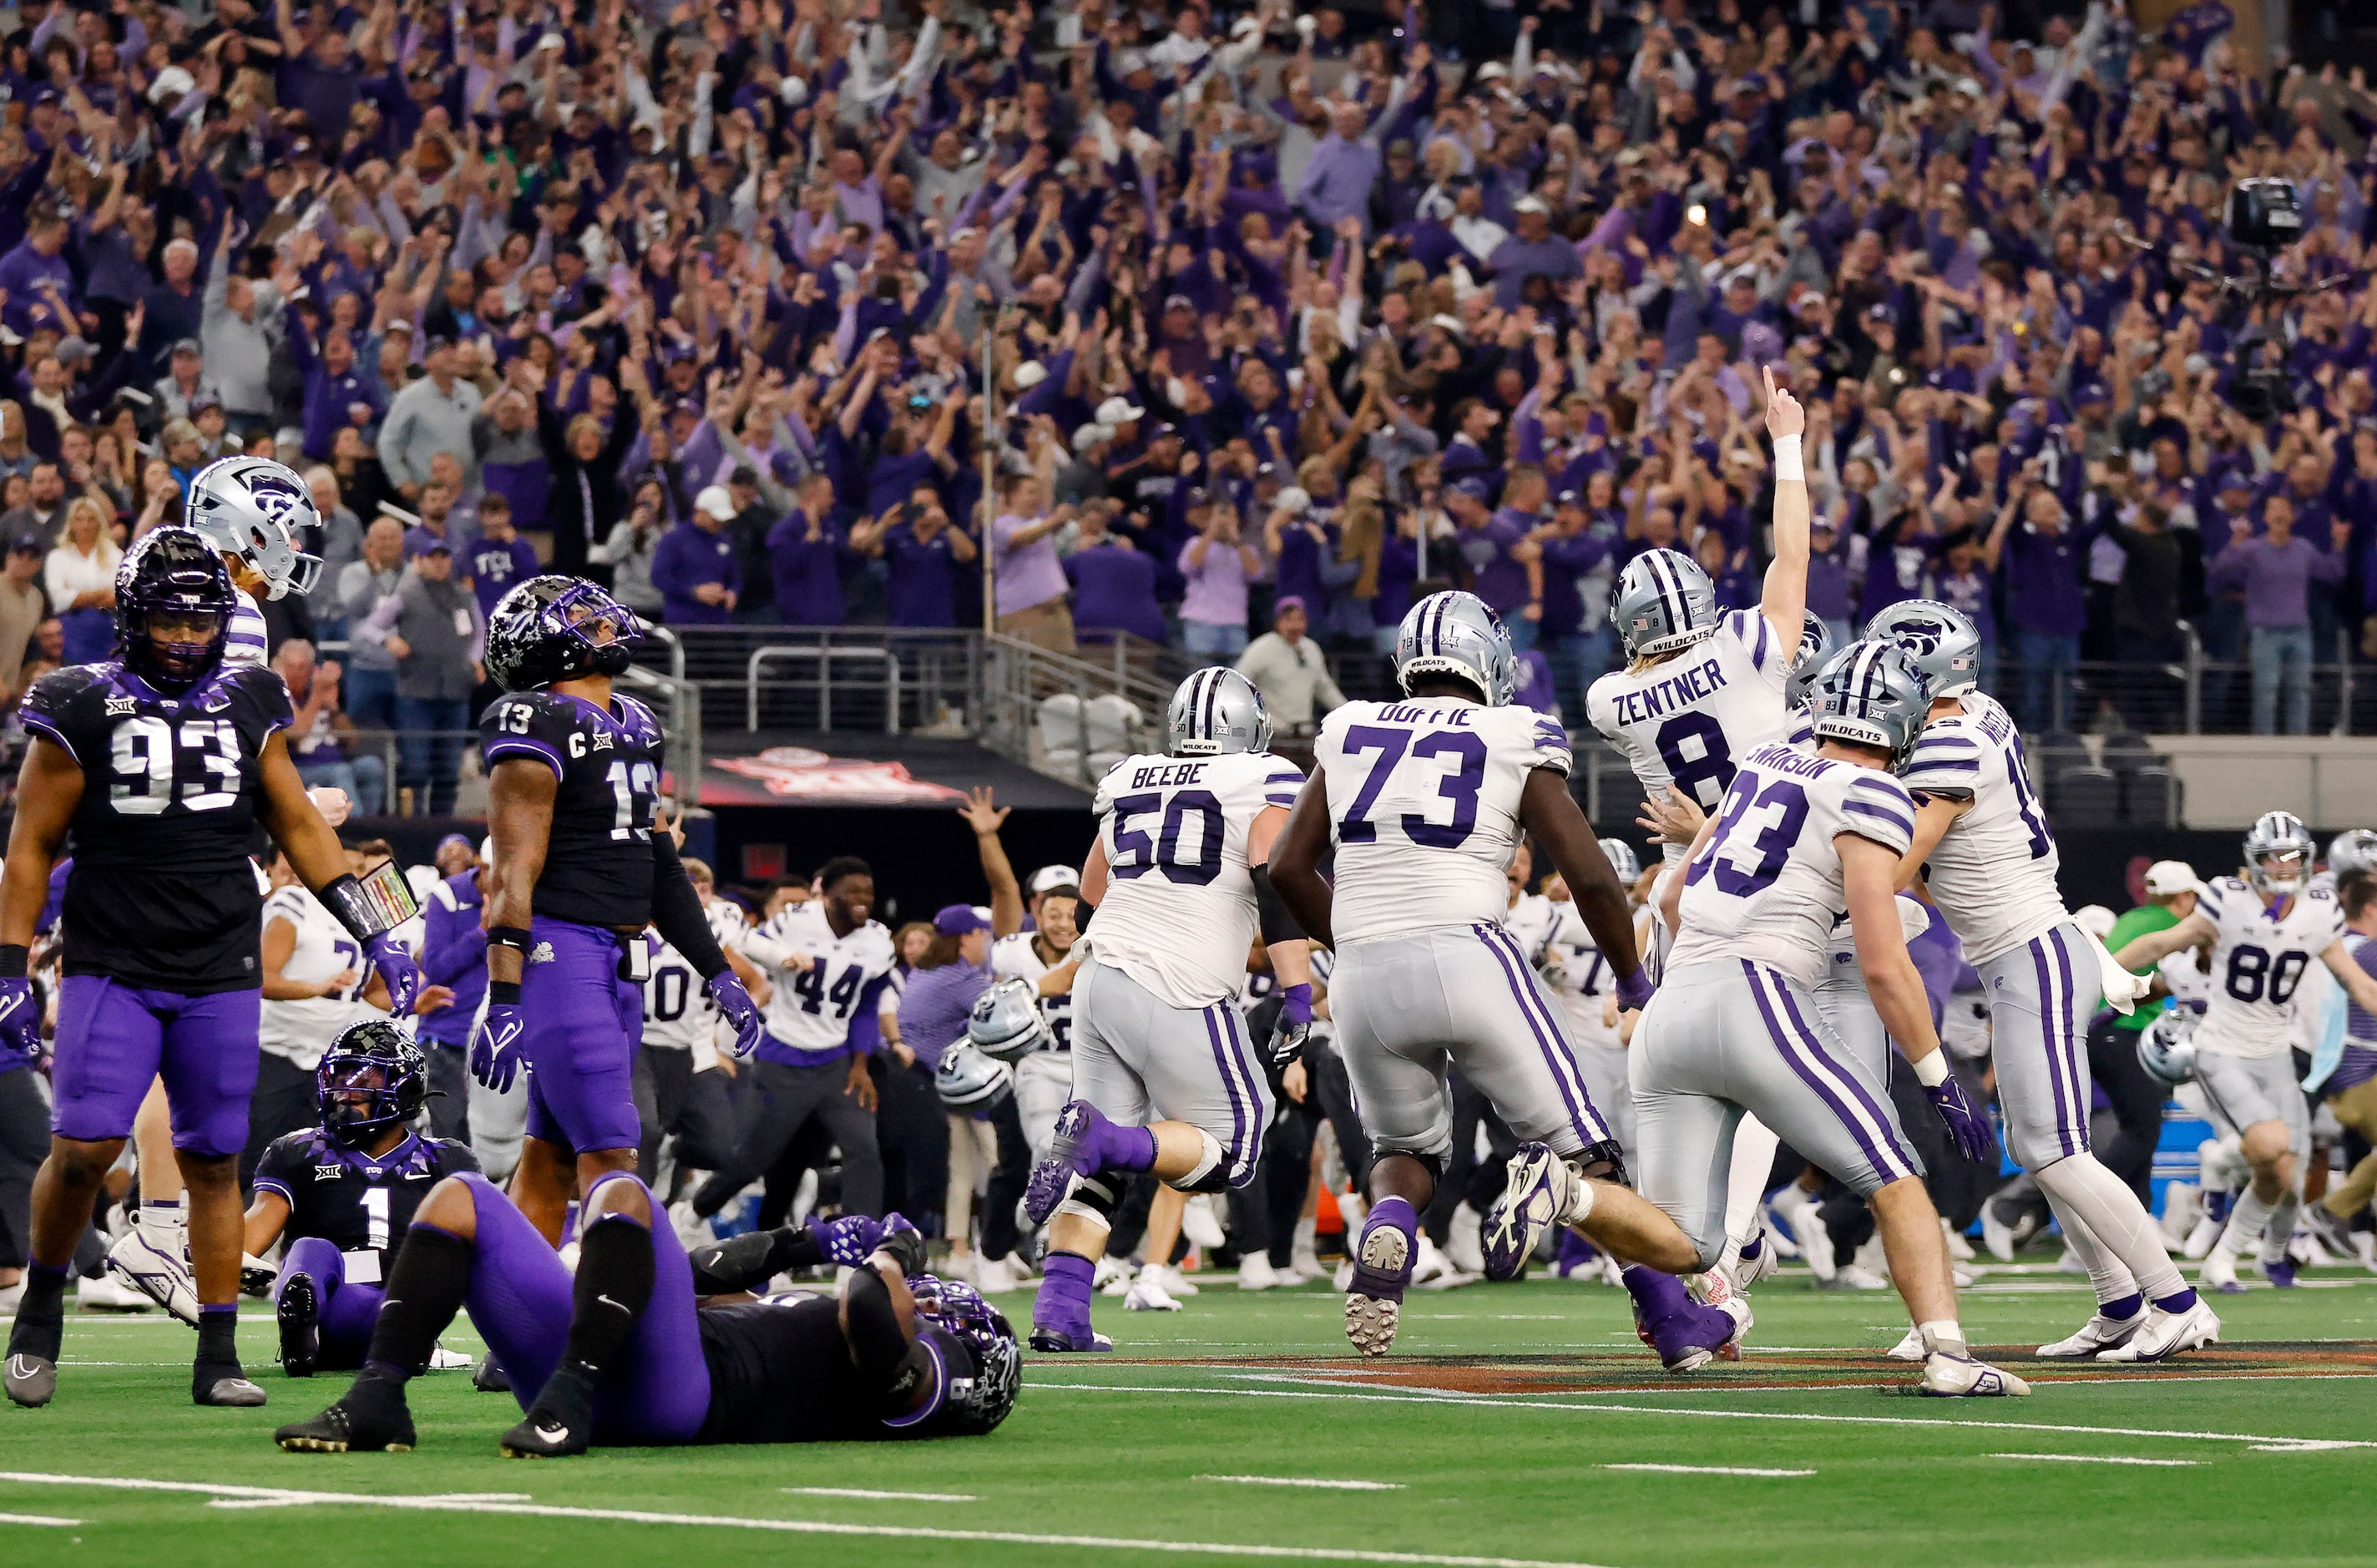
[8,1355,41,1378]
[534,1423,569,1443]
[596,1294,625,1312]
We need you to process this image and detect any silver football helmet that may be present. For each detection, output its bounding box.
[965,977,1052,1062]
[184,455,326,600]
[1597,837,1643,885]
[1394,590,1518,706]
[1863,598,1980,699]
[2137,1006,2201,1088]
[1782,610,1836,711]
[1610,548,1717,660]
[2243,810,2316,896]
[2327,828,2377,880]
[1808,640,1932,772]
[934,1039,1015,1110]
[1167,665,1273,756]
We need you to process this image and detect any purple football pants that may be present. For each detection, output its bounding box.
[50,976,261,1157]
[522,918,645,1156]
[448,1171,711,1444]
[275,1237,385,1371]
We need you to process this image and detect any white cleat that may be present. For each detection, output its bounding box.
[2198,1251,2243,1294]
[427,1346,475,1371]
[76,1268,159,1314]
[1886,1325,1925,1362]
[1333,1258,1357,1293]
[2181,1212,2224,1261]
[1940,1216,1976,1263]
[667,1199,715,1250]
[973,1255,1025,1295]
[1149,1262,1199,1297]
[1821,1265,1891,1292]
[2096,1299,2222,1363]
[1722,1233,1783,1293]
[2037,1313,2143,1359]
[104,1232,197,1324]
[1180,1196,1226,1251]
[1092,1256,1134,1295]
[1123,1274,1181,1313]
[1409,1236,1457,1288]
[1920,1352,2031,1397]
[1446,1204,1488,1277]
[1237,1255,1280,1292]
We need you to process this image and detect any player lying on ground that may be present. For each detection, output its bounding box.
[244,1021,480,1377]
[276,1174,1017,1455]
[1,529,422,1410]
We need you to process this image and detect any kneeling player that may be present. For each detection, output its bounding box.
[276,1175,1016,1454]
[246,1022,479,1376]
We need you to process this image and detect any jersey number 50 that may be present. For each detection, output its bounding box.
[1110,790,1223,885]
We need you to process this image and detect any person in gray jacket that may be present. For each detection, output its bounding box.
[356,534,485,815]
[304,465,367,636]
[338,517,407,731]
[200,220,284,436]
[377,337,483,503]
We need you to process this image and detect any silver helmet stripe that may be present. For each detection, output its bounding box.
[1645,549,1684,636]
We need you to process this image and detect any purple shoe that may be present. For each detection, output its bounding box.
[1344,1198,1418,1358]
[1555,1229,1599,1279]
[2260,1255,2298,1288]
[1024,1100,1105,1226]
[1647,1298,1747,1373]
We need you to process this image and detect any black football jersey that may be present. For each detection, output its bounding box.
[692,1295,979,1444]
[22,660,295,991]
[252,1128,480,1257]
[480,689,667,928]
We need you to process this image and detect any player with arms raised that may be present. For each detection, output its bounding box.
[1019,667,1311,1353]
[2112,812,2377,1297]
[1272,594,1729,1364]
[1644,642,2025,1395]
[0,530,421,1409]
[469,577,766,1250]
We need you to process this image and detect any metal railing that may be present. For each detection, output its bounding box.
[979,632,1178,788]
[747,644,903,734]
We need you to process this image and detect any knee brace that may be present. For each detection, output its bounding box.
[843,1262,912,1392]
[1170,1130,1231,1194]
[1055,1173,1121,1232]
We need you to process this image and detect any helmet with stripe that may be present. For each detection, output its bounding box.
[1166,665,1273,756]
[933,1040,1015,1110]
[1597,837,1643,885]
[2327,828,2377,879]
[1610,548,1717,660]
[1393,590,1518,706]
[2137,1006,2200,1087]
[2243,809,2315,896]
[1862,598,1980,699]
[1782,610,1836,711]
[965,977,1051,1061]
[185,455,326,600]
[1807,640,1931,772]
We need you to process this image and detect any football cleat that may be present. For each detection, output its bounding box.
[1940,1216,1976,1263]
[1238,1255,1282,1292]
[1820,1265,1890,1291]
[195,1367,268,1407]
[1483,1142,1572,1282]
[1027,1323,1115,1353]
[278,1272,321,1378]
[279,1383,415,1450]
[1980,1196,2040,1262]
[2198,1251,2244,1293]
[2182,1209,2225,1261]
[1723,1232,1782,1292]
[105,1231,197,1323]
[1123,1274,1181,1313]
[427,1347,475,1371]
[473,1356,513,1393]
[1886,1326,1925,1363]
[502,1367,596,1458]
[1344,1208,1415,1358]
[1145,1262,1199,1297]
[2258,1253,2298,1288]
[1651,1296,1749,1373]
[1919,1352,2030,1397]
[1023,1100,1105,1227]
[4,1352,57,1409]
[2036,1311,2143,1359]
[2305,1203,2357,1262]
[2096,1298,2222,1363]
[74,1269,157,1313]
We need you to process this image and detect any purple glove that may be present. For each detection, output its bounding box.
[364,931,422,1014]
[1264,982,1312,1068]
[1926,1075,1998,1164]
[470,994,526,1093]
[708,970,765,1057]
[809,1213,884,1267]
[0,974,40,1068]
[1615,964,1654,1011]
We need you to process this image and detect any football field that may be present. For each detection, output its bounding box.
[4,1267,2374,1567]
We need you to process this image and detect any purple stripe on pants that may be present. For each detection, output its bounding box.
[1216,1004,1268,1183]
[49,975,260,1157]
[453,1170,712,1444]
[2027,931,2082,1160]
[1744,962,1914,1185]
[2048,927,2088,1159]
[1476,923,1607,1146]
[1201,1004,1251,1183]
[275,1236,384,1370]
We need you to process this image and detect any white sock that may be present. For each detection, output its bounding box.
[2263,1191,2301,1260]
[2041,1189,2136,1304]
[138,1198,185,1259]
[1721,1114,1781,1253]
[1561,1169,1598,1227]
[2036,1152,2186,1302]
[2215,1189,2275,1261]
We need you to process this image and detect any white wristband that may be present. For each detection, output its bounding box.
[1772,433,1803,483]
[1912,1050,1949,1089]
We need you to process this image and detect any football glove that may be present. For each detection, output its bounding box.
[1264,982,1312,1069]
[470,997,527,1093]
[364,932,422,1015]
[1925,1075,1997,1165]
[709,970,765,1058]
[0,975,41,1065]
[809,1213,883,1267]
[1615,965,1654,1011]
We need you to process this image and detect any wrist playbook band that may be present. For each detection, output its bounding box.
[322,859,421,943]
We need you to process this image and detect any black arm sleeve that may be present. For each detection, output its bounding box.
[650,831,731,979]
[687,1222,825,1294]
[1248,864,1303,947]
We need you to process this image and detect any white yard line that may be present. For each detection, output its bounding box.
[0,1512,82,1527]
[1599,1464,1814,1478]
[209,1492,534,1511]
[1196,1477,1406,1490]
[783,1487,979,1503]
[1989,1454,2199,1468]
[0,1472,1614,1568]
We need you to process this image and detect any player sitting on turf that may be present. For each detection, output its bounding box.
[274,1173,1017,1455]
[245,1021,480,1377]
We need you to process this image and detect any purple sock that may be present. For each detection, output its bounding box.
[1095,1121,1158,1174]
[2152,1287,2198,1314]
[1034,1251,1096,1329]
[1620,1264,1689,1323]
[1363,1196,1418,1241]
[1737,1233,1763,1261]
[2100,1292,2144,1322]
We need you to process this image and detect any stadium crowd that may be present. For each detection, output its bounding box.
[0,0,2368,851]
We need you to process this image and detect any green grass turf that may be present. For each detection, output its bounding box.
[5,1264,2377,1567]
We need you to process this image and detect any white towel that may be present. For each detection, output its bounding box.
[2079,922,2154,1015]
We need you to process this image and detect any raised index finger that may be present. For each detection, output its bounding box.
[1762,362,1778,404]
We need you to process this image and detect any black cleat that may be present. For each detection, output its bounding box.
[276,1380,416,1452]
[277,1273,320,1378]
[5,1352,57,1409]
[473,1355,512,1393]
[499,1365,595,1458]
[195,1361,269,1407]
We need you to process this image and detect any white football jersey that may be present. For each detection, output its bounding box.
[227,586,270,669]
[1540,899,1621,1048]
[640,930,711,1053]
[2192,876,2345,1060]
[993,931,1074,1053]
[1085,749,1303,1008]
[1670,741,1918,989]
[736,902,899,1054]
[1894,691,2069,965]
[1586,609,1794,858]
[259,883,376,1067]
[1318,697,1570,944]
[1502,891,1561,964]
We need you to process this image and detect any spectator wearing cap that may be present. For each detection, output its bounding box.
[378,336,483,507]
[1486,198,1583,311]
[0,531,49,697]
[2096,862,2208,1201]
[337,517,408,736]
[357,532,484,816]
[1065,503,1165,647]
[989,472,1076,655]
[1236,597,1346,736]
[2209,491,2349,736]
[273,636,386,818]
[1983,466,2092,732]
[652,485,744,626]
[151,339,219,425]
[472,385,553,545]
